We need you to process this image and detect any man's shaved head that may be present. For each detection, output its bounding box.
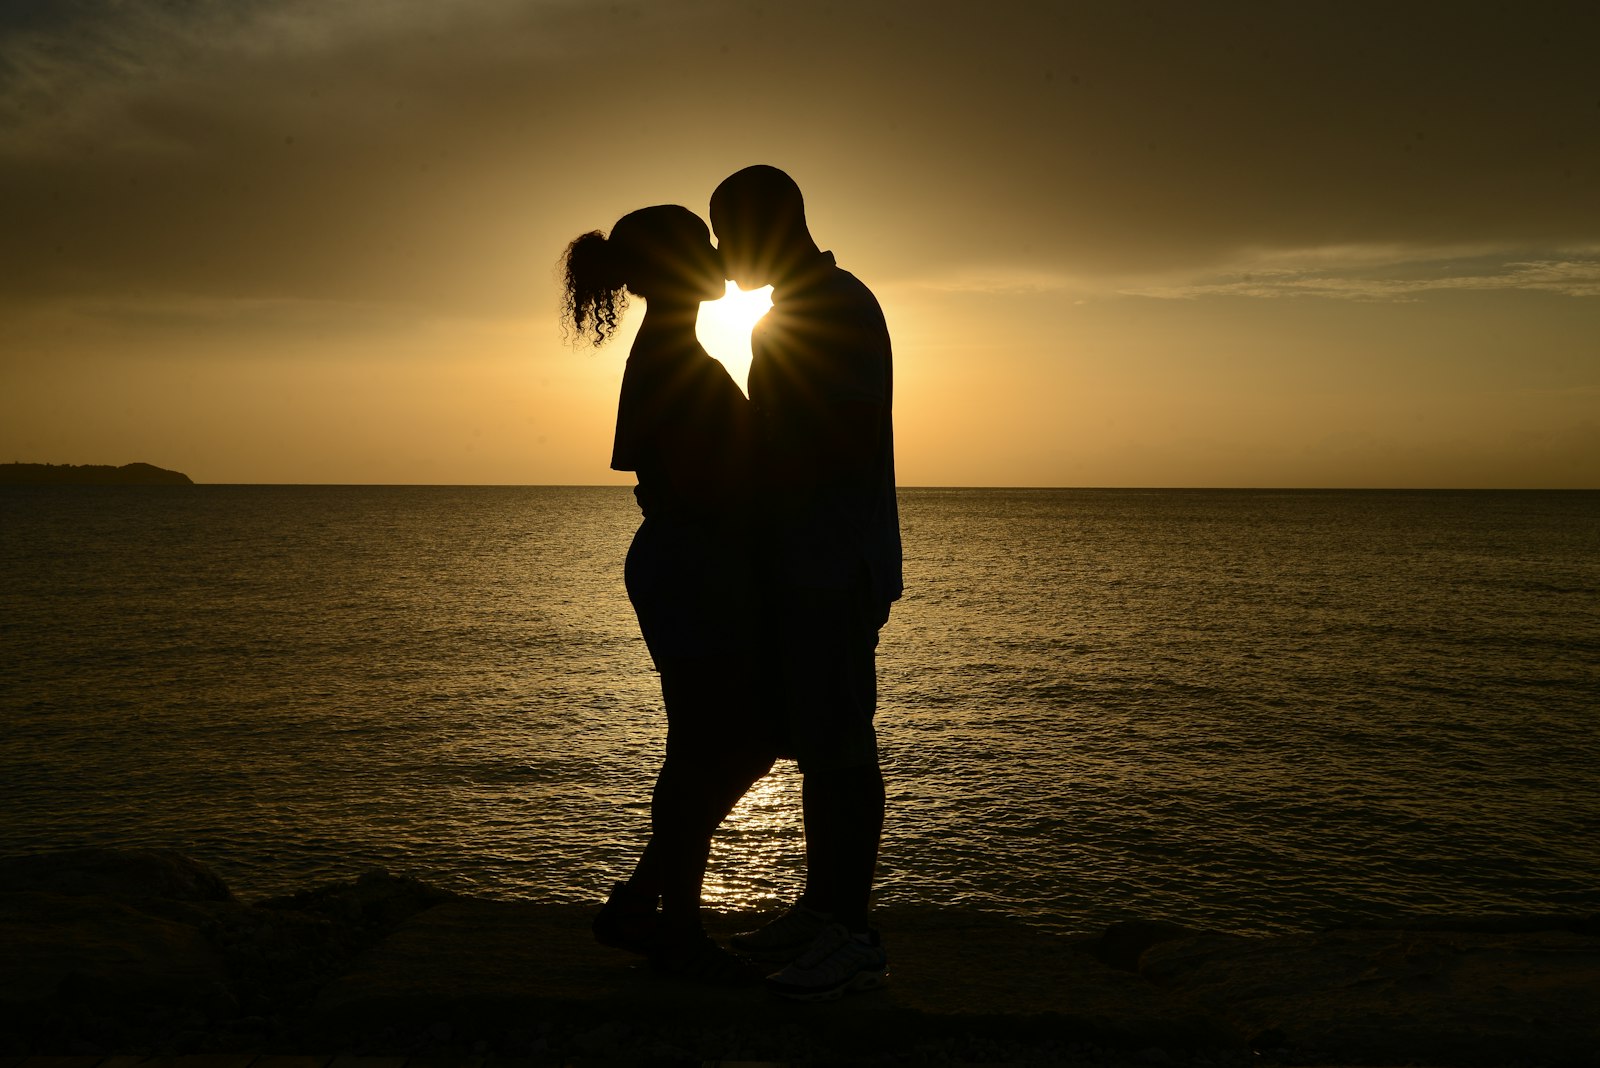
[710,164,817,290]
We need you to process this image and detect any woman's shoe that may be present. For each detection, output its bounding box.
[648,927,763,987]
[591,881,659,954]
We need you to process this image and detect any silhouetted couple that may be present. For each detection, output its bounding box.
[560,166,901,1001]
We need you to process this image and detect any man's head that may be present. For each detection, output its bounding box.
[710,165,816,290]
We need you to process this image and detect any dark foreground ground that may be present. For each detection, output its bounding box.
[1,849,1595,1066]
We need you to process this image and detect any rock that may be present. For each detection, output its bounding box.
[258,867,459,930]
[1078,918,1218,972]
[0,847,232,903]
[0,891,226,1003]
[0,848,237,1034]
[1330,912,1600,937]
[0,888,231,1054]
[1140,924,1600,1066]
[3,847,1596,1064]
[0,850,456,1056]
[308,903,1238,1061]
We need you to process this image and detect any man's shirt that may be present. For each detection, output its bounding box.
[748,251,903,609]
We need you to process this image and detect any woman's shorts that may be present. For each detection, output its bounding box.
[625,517,757,668]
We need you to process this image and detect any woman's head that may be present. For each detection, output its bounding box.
[561,205,723,346]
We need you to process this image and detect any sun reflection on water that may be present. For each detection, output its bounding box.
[701,762,806,911]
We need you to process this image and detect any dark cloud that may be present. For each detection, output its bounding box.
[2,0,1597,312]
[835,2,1600,271]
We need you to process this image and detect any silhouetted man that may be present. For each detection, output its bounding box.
[710,165,902,1001]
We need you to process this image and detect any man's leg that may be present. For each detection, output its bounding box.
[799,761,885,932]
[781,581,885,926]
[766,751,891,1001]
[752,585,895,999]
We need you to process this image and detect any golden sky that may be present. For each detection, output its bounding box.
[2,0,1597,487]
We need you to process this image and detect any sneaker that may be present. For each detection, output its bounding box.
[729,904,833,962]
[765,923,889,1002]
[591,881,658,954]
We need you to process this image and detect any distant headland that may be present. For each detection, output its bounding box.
[0,462,194,486]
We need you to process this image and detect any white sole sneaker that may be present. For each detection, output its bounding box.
[770,964,889,1002]
[763,922,890,1001]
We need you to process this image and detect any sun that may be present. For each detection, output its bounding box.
[696,281,773,395]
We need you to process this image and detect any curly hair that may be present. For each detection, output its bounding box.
[561,230,626,346]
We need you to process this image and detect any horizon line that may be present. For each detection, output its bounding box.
[171,482,1600,491]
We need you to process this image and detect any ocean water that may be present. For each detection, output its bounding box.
[2,485,1597,935]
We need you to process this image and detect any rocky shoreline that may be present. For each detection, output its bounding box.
[1,848,1594,1065]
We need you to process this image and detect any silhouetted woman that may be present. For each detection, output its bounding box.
[561,205,773,981]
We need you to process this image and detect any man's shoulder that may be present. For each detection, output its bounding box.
[758,255,890,376]
[821,259,880,303]
[800,260,887,338]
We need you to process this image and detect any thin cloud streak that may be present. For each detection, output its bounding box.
[1124,256,1600,302]
[910,247,1600,301]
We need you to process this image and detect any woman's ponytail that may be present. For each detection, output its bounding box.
[562,230,626,346]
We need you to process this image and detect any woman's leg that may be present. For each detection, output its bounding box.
[628,656,774,932]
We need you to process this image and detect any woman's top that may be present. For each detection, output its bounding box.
[611,321,758,664]
[610,322,753,524]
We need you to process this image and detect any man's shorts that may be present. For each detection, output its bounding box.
[770,581,888,773]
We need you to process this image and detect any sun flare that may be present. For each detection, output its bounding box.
[696,281,773,395]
